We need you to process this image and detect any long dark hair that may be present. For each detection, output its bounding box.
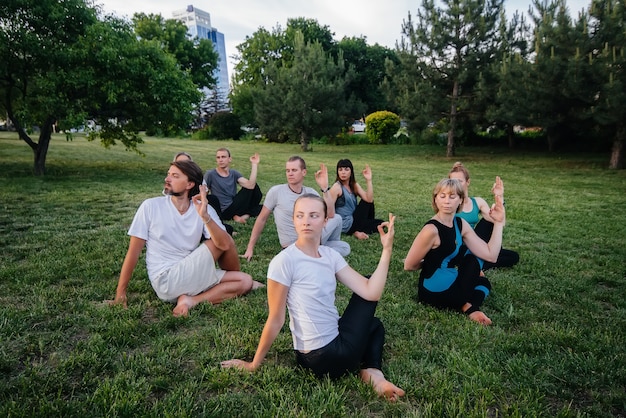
[171,160,204,198]
[335,159,356,192]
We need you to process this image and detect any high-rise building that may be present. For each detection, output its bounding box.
[172,5,229,105]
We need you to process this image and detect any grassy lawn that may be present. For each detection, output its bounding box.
[1,133,625,417]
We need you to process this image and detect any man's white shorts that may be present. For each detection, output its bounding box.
[151,244,226,303]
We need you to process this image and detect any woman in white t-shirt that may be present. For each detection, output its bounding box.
[221,194,404,401]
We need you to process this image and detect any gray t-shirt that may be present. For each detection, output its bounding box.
[263,184,318,247]
[203,169,243,211]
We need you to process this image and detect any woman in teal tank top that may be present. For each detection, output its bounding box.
[449,162,519,269]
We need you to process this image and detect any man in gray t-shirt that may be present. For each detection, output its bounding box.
[242,156,350,261]
[203,148,263,224]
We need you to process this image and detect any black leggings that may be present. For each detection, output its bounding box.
[219,184,263,220]
[295,292,385,379]
[419,254,491,312]
[347,200,383,235]
[474,219,519,269]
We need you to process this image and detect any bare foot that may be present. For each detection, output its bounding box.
[173,294,197,317]
[251,280,265,290]
[353,231,369,240]
[360,368,405,402]
[233,214,250,224]
[468,310,492,325]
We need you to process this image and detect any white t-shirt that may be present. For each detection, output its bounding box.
[128,195,225,282]
[267,244,348,351]
[263,184,318,247]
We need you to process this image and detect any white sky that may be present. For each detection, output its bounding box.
[95,0,590,81]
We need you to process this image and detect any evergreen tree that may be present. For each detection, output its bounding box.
[527,0,580,151]
[255,32,354,151]
[478,10,533,148]
[391,0,505,156]
[587,0,625,168]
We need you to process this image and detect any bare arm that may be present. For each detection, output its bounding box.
[314,163,336,217]
[238,153,260,190]
[109,236,146,308]
[336,214,395,301]
[221,279,288,371]
[475,196,495,223]
[243,205,272,261]
[358,164,374,203]
[193,185,230,251]
[404,223,438,271]
[462,191,506,262]
[477,176,505,223]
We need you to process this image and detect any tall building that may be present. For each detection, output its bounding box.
[172,5,229,105]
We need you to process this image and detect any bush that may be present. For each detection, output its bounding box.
[191,126,212,140]
[364,111,401,144]
[208,111,243,140]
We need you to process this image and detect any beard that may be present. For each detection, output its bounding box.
[163,185,185,197]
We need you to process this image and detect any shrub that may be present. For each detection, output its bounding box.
[364,111,401,144]
[191,126,212,140]
[208,111,243,140]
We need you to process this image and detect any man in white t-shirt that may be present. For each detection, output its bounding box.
[242,156,350,261]
[109,160,263,316]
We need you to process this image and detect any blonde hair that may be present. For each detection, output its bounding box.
[448,161,470,181]
[432,178,465,213]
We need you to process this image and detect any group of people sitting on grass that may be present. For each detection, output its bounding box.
[108,151,518,401]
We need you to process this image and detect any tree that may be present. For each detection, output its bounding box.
[0,0,200,175]
[479,10,533,148]
[231,19,338,128]
[526,0,581,151]
[255,32,355,151]
[586,0,625,168]
[132,13,218,92]
[337,37,399,115]
[390,0,505,156]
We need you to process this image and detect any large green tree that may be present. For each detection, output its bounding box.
[389,0,505,156]
[526,0,582,151]
[231,18,393,131]
[255,33,355,151]
[231,19,337,128]
[479,10,533,148]
[337,37,398,115]
[586,0,625,168]
[0,0,200,175]
[132,13,219,90]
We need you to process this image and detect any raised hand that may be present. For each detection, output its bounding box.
[314,163,329,190]
[192,185,212,222]
[362,164,372,181]
[249,153,260,165]
[377,213,396,250]
[491,175,504,197]
[489,187,506,225]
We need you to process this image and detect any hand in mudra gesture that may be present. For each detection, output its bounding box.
[489,177,505,225]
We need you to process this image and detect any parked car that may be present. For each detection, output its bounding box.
[351,120,366,133]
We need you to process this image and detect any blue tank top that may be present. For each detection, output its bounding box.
[335,183,356,232]
[455,197,480,229]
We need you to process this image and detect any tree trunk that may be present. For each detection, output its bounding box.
[446,80,459,158]
[300,132,310,152]
[33,135,51,176]
[33,120,55,176]
[608,125,624,169]
[507,124,515,149]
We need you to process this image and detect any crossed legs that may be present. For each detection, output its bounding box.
[172,236,263,317]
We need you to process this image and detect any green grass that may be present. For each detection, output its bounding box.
[1,133,625,417]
